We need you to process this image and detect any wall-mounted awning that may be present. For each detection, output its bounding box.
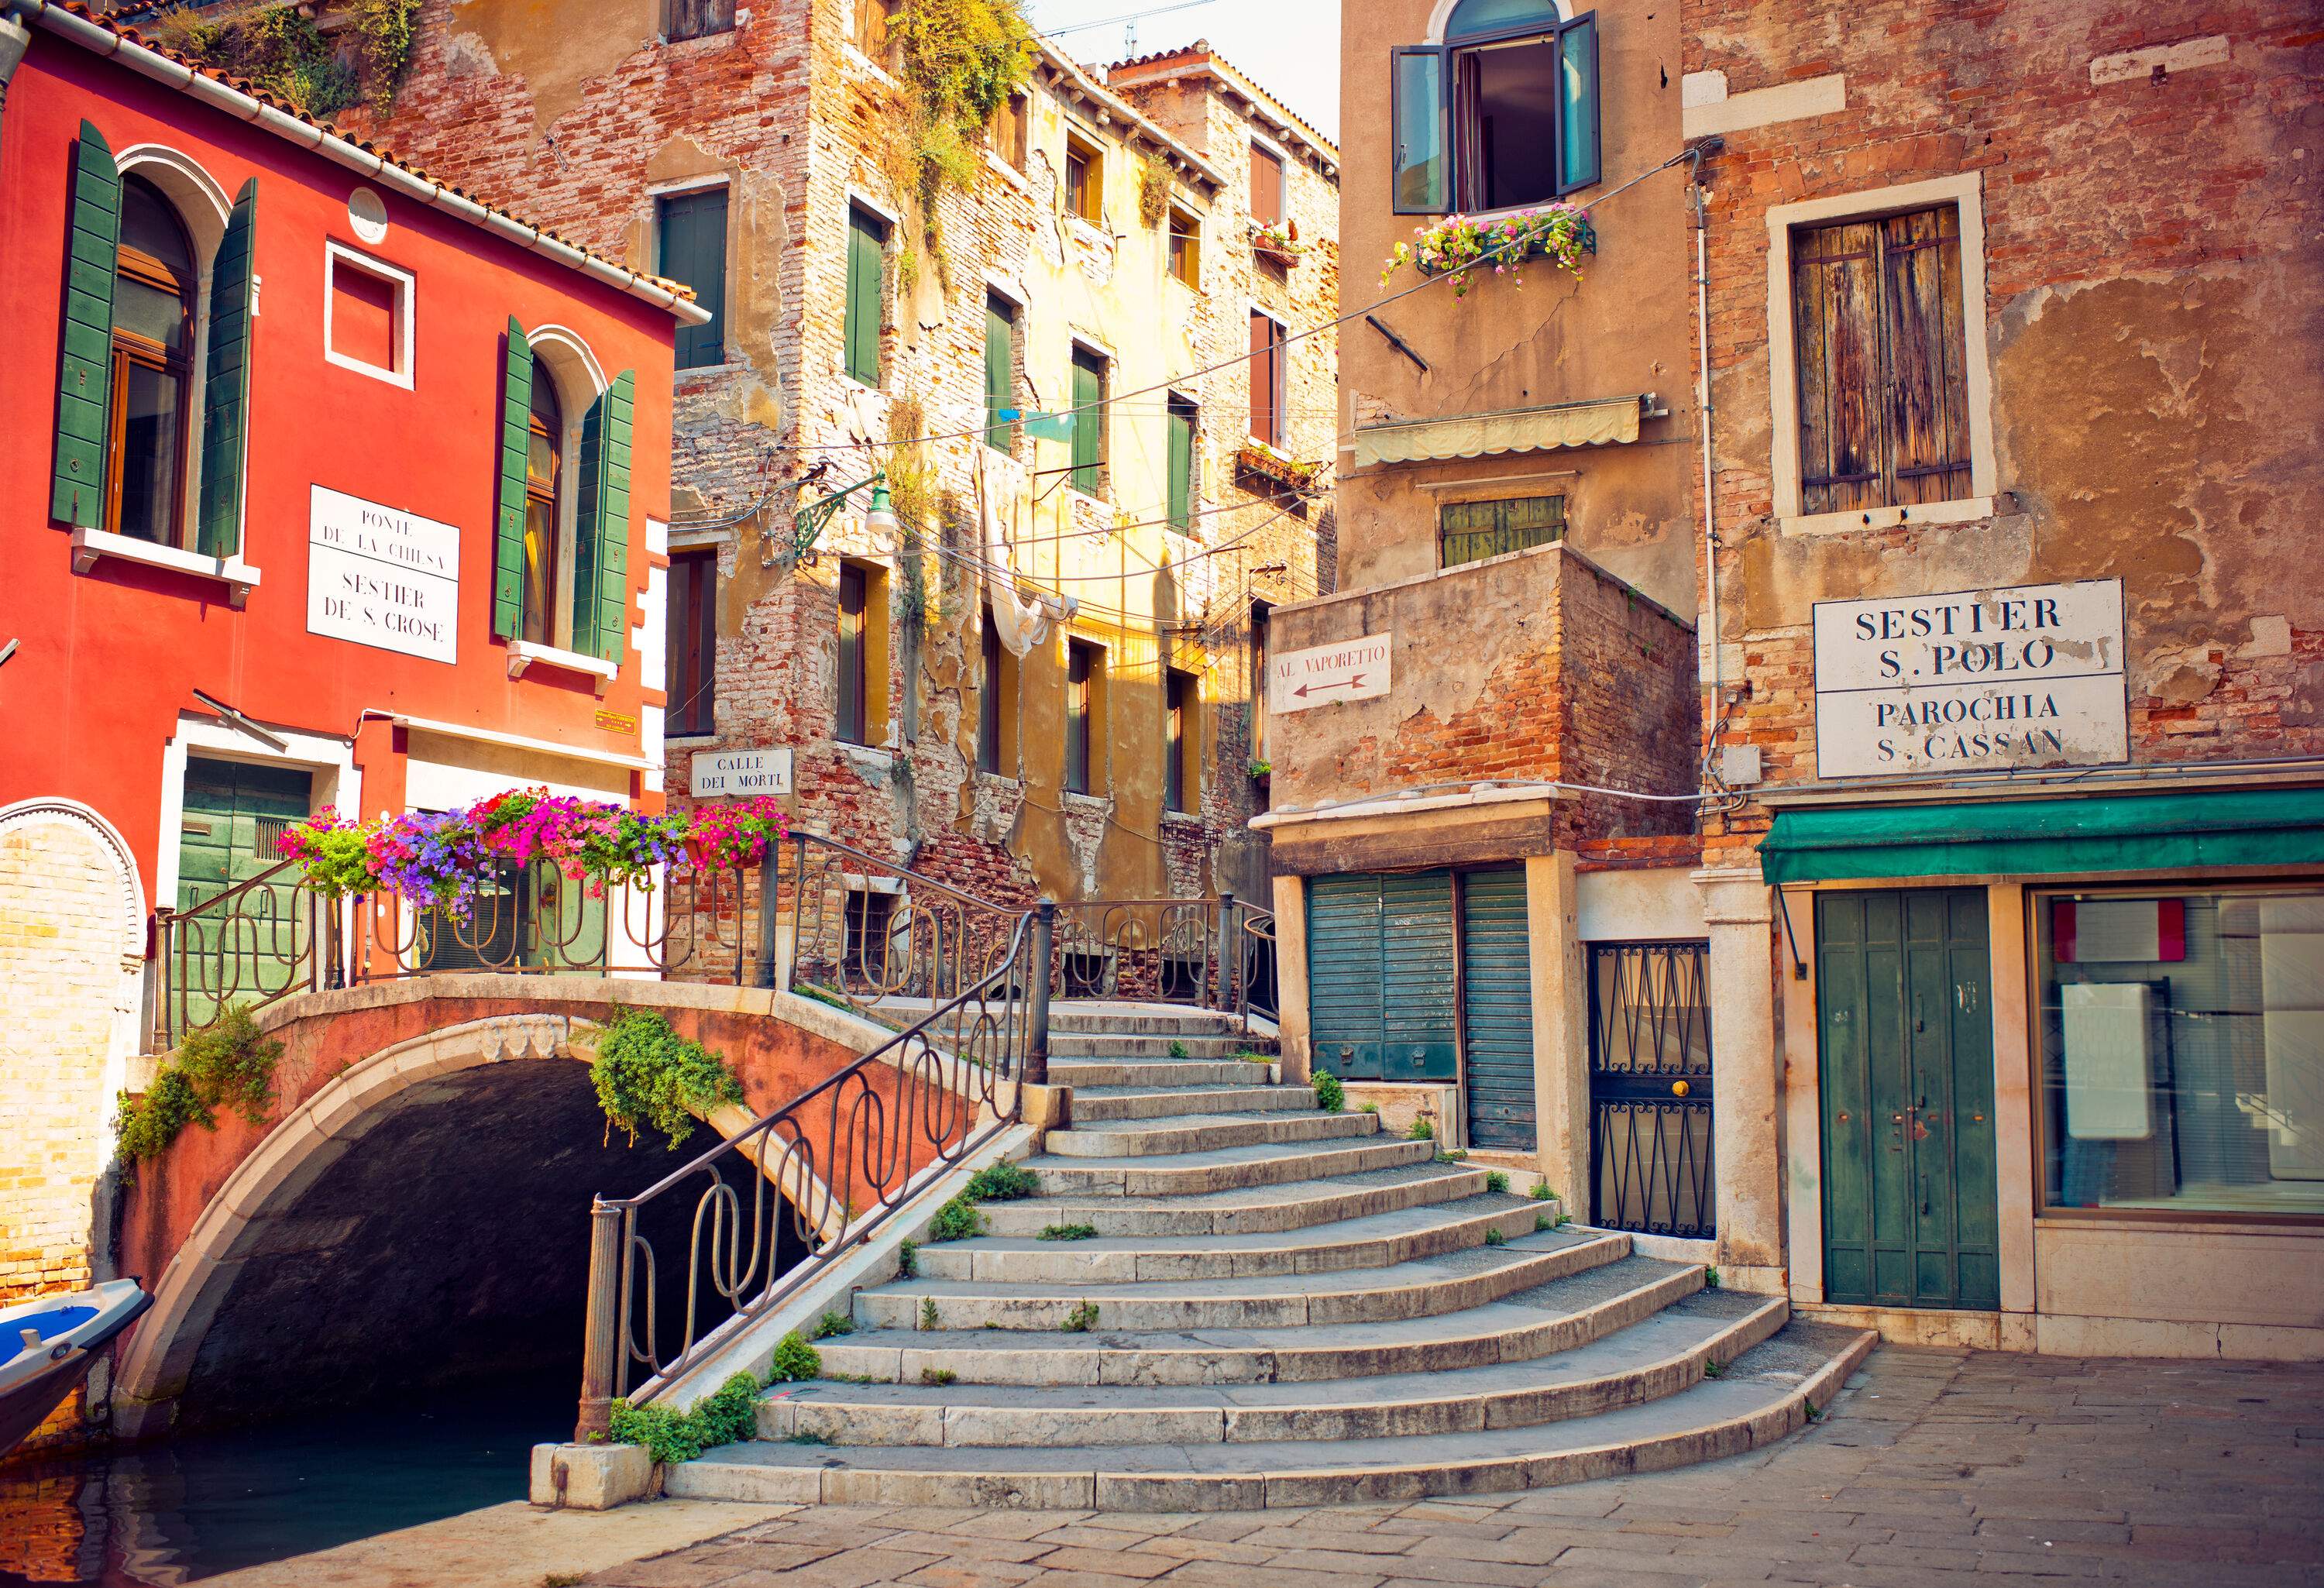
[1759,788,2324,885]
[1353,394,1643,469]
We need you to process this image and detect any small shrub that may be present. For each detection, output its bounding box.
[786,1430,832,1446]
[929,1195,985,1242]
[1408,1117,1435,1142]
[1704,1267,1722,1291]
[897,1239,920,1278]
[115,1005,283,1164]
[1529,1181,1556,1201]
[1169,1040,1189,1059]
[1556,1213,1574,1229]
[1061,1300,1100,1332]
[1484,1227,1507,1246]
[1360,1102,1380,1115]
[1312,1071,1345,1112]
[1536,1212,1555,1232]
[1484,1170,1509,1194]
[920,1366,957,1386]
[919,1297,940,1332]
[963,1160,1040,1201]
[1038,1223,1098,1241]
[590,1009,745,1150]
[1702,1357,1726,1379]
[813,1311,855,1339]
[767,1331,821,1383]
[609,1370,758,1465]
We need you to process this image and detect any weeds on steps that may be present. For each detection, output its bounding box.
[1061,1300,1101,1332]
[1312,1071,1345,1112]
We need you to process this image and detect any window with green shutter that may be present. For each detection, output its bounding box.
[51,121,122,530]
[1305,871,1460,1084]
[1167,394,1197,531]
[1439,493,1565,569]
[573,370,635,663]
[844,205,886,387]
[1069,345,1105,497]
[985,293,1018,451]
[197,179,258,559]
[657,188,728,370]
[1391,4,1601,215]
[491,319,535,641]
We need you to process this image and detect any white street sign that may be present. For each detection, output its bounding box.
[1812,579,2127,779]
[1270,633,1392,715]
[691,747,794,798]
[305,484,459,664]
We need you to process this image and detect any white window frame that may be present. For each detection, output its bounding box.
[323,240,415,390]
[1247,132,1291,223]
[1764,172,1997,536]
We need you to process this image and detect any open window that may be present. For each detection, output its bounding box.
[1064,129,1104,224]
[1392,2,1600,215]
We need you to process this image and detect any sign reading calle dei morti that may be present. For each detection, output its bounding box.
[691,748,794,799]
[1811,579,2128,779]
[306,484,459,664]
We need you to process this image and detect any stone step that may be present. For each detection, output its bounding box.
[765,1293,1786,1448]
[1045,1033,1271,1060]
[1066,1084,1315,1122]
[972,1162,1496,1238]
[1021,1136,1438,1197]
[916,1191,1558,1282]
[1046,1058,1271,1088]
[1046,1006,1247,1036]
[671,1322,1879,1511]
[1042,1109,1378,1158]
[815,1249,1686,1387]
[853,1229,1620,1332]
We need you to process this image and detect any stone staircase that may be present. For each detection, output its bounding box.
[667,1005,1875,1511]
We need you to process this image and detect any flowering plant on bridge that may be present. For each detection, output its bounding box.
[1381,203,1593,299]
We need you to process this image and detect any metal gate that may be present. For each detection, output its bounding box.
[1587,942,1715,1238]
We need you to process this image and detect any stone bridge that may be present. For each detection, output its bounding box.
[108,977,947,1440]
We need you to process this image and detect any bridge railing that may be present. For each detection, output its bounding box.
[1047,893,1277,1031]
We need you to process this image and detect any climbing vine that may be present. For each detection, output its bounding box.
[589,1009,746,1150]
[150,0,421,119]
[114,1005,282,1164]
[1137,151,1172,229]
[879,0,1036,278]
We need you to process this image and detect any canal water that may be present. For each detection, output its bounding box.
[0,1373,575,1585]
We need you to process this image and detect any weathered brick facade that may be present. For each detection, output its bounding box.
[356,2,1341,909]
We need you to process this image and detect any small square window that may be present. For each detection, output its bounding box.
[325,242,412,388]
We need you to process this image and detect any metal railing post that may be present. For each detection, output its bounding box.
[1215,891,1236,1014]
[1024,899,1055,1087]
[756,840,785,990]
[574,1198,624,1443]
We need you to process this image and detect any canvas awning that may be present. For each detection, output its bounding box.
[1758,788,2324,885]
[1353,395,1644,469]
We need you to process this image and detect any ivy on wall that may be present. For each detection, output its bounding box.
[114,1005,283,1165]
[150,0,422,119]
[878,0,1037,284]
[589,1009,747,1150]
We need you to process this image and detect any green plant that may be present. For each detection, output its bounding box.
[1061,1300,1100,1332]
[1485,1170,1509,1194]
[920,1297,941,1332]
[609,1370,758,1465]
[792,981,857,1013]
[963,1160,1040,1201]
[589,1009,745,1150]
[1247,760,1272,779]
[1556,1214,1574,1229]
[1360,1102,1380,1115]
[929,1194,985,1242]
[150,0,421,119]
[1484,1227,1507,1246]
[1137,150,1172,227]
[1312,1071,1345,1112]
[882,0,1035,270]
[1408,1117,1435,1143]
[1169,1040,1189,1059]
[920,1366,957,1386]
[115,1005,283,1164]
[1381,202,1592,298]
[1704,1267,1721,1291]
[1805,1400,1822,1422]
[1702,1358,1725,1379]
[813,1311,855,1339]
[1039,1223,1098,1241]
[1530,1181,1556,1201]
[1536,1212,1555,1232]
[545,1574,587,1587]
[768,1331,822,1383]
[786,1430,832,1445]
[897,1239,920,1278]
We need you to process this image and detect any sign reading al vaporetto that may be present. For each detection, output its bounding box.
[1269,633,1393,715]
[1811,579,2127,779]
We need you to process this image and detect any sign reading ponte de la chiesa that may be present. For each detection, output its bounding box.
[1811,579,2129,779]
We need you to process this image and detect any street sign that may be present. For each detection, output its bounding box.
[1270,633,1393,715]
[305,484,459,665]
[690,748,794,797]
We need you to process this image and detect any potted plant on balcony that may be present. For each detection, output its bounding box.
[1235,437,1324,494]
[1248,217,1306,267]
[1381,203,1594,299]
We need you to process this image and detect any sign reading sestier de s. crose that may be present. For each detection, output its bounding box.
[1270,633,1393,715]
[1812,579,2127,779]
[306,484,460,665]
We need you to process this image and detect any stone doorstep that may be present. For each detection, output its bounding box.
[1042,1108,1380,1158]
[1043,1060,1274,1088]
[1046,1034,1274,1059]
[972,1163,1494,1239]
[1026,1136,1439,1197]
[1067,1083,1316,1122]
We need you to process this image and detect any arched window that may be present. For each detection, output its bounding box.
[1393,3,1600,215]
[523,355,562,644]
[109,176,197,545]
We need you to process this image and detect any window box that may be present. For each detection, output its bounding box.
[71,525,262,607]
[1249,218,1306,268]
[506,638,618,693]
[1236,441,1323,494]
[1386,206,1596,299]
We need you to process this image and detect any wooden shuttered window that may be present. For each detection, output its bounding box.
[985,293,1017,451]
[1069,346,1105,497]
[1391,9,1600,216]
[1792,205,1972,515]
[1439,493,1566,569]
[1064,639,1098,794]
[1249,143,1285,229]
[663,0,734,41]
[573,370,636,663]
[1164,668,1195,813]
[492,319,535,641]
[844,205,885,387]
[1306,871,1459,1083]
[657,188,727,370]
[837,562,870,744]
[667,548,717,737]
[1166,396,1196,531]
[1247,313,1284,449]
[196,179,258,558]
[53,121,122,528]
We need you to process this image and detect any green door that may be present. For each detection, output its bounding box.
[176,757,314,1029]
[1307,871,1457,1083]
[1461,867,1535,1150]
[1817,889,1999,1310]
[1308,874,1384,1080]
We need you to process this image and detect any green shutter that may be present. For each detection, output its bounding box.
[1167,400,1194,531]
[1070,351,1102,495]
[1307,875,1386,1081]
[1556,12,1602,194]
[845,207,883,387]
[658,189,727,370]
[492,318,534,640]
[1391,48,1449,216]
[984,297,1014,448]
[1459,868,1535,1148]
[196,179,258,557]
[1381,870,1459,1081]
[574,370,635,664]
[53,121,122,529]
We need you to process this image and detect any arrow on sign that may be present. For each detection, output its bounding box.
[1294,675,1367,699]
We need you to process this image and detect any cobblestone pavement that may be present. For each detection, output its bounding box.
[585,1346,2324,1588]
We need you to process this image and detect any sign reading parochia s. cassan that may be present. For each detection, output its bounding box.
[690,748,795,799]
[307,484,460,664]
[1270,633,1393,716]
[1813,579,2127,779]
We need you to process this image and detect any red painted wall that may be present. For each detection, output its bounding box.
[0,37,682,908]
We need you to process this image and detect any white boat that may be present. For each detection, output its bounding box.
[1,1277,152,1455]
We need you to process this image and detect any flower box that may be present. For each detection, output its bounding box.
[1236,442,1324,493]
[1384,205,1596,299]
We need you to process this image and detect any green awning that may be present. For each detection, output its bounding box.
[1760,788,2324,885]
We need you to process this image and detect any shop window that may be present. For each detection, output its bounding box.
[2037,889,2324,1221]
[991,91,1030,169]
[667,547,718,737]
[1064,130,1103,224]
[844,204,887,387]
[657,187,729,370]
[325,242,412,387]
[1790,205,1972,514]
[1249,141,1286,229]
[664,0,734,41]
[1247,311,1285,449]
[1392,1,1600,215]
[1164,667,1198,813]
[1069,343,1109,497]
[837,559,889,745]
[1064,638,1104,794]
[1440,493,1566,568]
[1168,205,1201,287]
[978,606,1019,775]
[1167,394,1198,531]
[985,292,1019,451]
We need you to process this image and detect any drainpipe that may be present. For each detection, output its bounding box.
[0,4,34,165]
[1690,139,1726,789]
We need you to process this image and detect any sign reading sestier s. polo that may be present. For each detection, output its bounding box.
[1812,579,2127,779]
[1270,633,1393,715]
[307,485,459,664]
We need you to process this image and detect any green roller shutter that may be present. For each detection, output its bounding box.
[1306,875,1384,1080]
[1460,867,1535,1149]
[492,318,534,640]
[844,205,884,387]
[1381,871,1458,1081]
[198,179,258,558]
[52,121,122,529]
[574,370,634,663]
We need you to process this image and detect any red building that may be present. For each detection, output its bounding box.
[0,2,703,1309]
